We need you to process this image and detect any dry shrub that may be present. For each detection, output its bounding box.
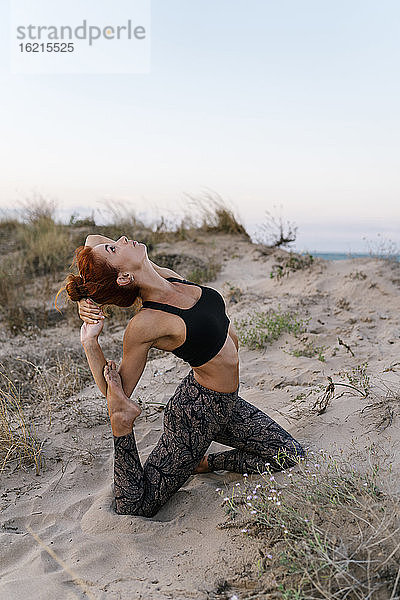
[364,234,399,262]
[0,218,20,254]
[9,197,72,277]
[0,264,20,306]
[184,192,249,237]
[151,251,221,283]
[217,450,400,599]
[15,356,92,420]
[0,264,64,334]
[17,217,71,277]
[223,282,243,304]
[0,260,29,334]
[152,214,195,242]
[361,375,400,431]
[0,367,43,474]
[0,353,91,414]
[255,208,298,249]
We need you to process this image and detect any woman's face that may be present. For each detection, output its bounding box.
[92,236,147,272]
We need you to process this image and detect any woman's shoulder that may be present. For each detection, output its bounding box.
[124,304,176,346]
[124,309,161,346]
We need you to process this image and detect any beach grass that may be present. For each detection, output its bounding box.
[0,366,43,474]
[218,449,400,599]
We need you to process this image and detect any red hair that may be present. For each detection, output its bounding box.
[59,246,140,307]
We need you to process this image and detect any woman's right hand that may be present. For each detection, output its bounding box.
[78,298,105,324]
[78,299,105,345]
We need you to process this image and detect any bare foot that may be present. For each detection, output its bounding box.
[104,360,142,436]
[193,455,210,474]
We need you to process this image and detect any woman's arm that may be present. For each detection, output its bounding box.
[82,337,107,396]
[118,313,155,397]
[80,320,108,396]
[85,234,115,247]
[79,303,155,398]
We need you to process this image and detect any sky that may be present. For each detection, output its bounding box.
[0,0,399,252]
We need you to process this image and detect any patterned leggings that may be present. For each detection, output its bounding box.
[114,370,304,517]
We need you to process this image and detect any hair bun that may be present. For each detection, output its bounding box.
[65,274,88,301]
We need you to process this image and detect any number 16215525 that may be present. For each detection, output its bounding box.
[19,42,74,52]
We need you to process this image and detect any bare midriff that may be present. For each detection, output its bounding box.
[191,334,239,393]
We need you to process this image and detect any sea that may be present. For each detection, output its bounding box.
[308,252,399,261]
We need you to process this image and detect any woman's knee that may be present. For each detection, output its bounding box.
[115,497,159,518]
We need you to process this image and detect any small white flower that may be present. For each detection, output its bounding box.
[276,500,281,506]
[223,497,229,502]
[267,496,272,500]
[243,473,248,477]
[215,488,221,492]
[250,509,257,514]
[241,528,248,533]
[363,483,368,487]
[266,554,273,559]
[284,529,288,534]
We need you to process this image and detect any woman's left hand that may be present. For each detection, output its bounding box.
[80,320,104,345]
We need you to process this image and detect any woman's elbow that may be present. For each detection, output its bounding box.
[84,235,96,247]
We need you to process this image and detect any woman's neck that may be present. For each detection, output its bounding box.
[134,264,172,303]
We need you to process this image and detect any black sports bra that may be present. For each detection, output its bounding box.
[141,277,230,367]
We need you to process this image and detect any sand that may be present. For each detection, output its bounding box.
[1,235,399,599]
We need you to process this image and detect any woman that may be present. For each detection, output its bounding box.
[65,234,304,518]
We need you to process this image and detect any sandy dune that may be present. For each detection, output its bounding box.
[1,236,399,599]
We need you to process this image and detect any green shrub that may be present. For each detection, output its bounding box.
[270,253,314,280]
[339,362,371,397]
[235,308,307,349]
[290,340,326,362]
